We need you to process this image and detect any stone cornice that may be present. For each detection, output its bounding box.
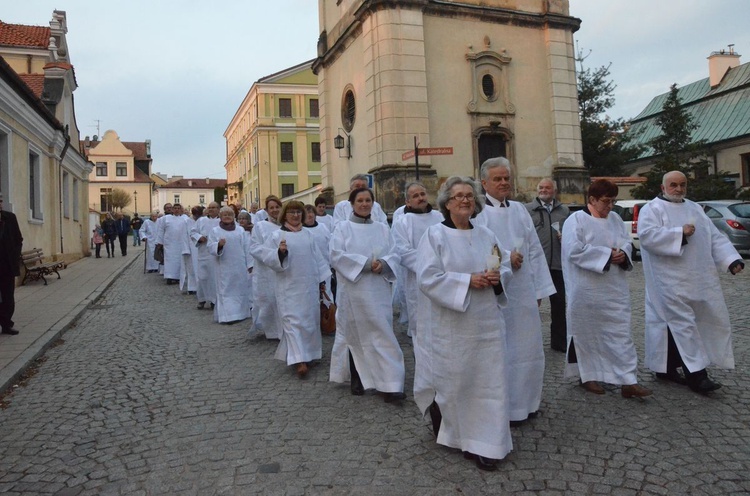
[313,0,581,73]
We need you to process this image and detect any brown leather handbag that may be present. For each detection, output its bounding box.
[320,290,336,334]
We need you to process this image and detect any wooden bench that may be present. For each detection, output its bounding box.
[20,248,66,286]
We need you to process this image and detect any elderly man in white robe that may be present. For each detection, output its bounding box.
[181,206,201,295]
[155,203,185,285]
[475,157,555,424]
[140,211,160,273]
[417,176,513,471]
[190,202,220,310]
[260,201,330,378]
[638,170,744,394]
[208,206,253,324]
[562,179,652,398]
[391,182,443,338]
[332,174,388,227]
[329,187,406,403]
[248,196,283,340]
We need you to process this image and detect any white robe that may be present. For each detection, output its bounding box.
[329,220,405,393]
[248,220,282,339]
[140,219,159,271]
[390,205,408,327]
[304,222,333,300]
[391,209,444,337]
[155,214,187,280]
[416,222,513,460]
[181,217,198,292]
[476,198,555,421]
[332,200,388,227]
[191,216,220,304]
[562,210,637,385]
[638,197,740,373]
[208,224,253,323]
[261,229,329,365]
[242,230,254,309]
[316,214,334,233]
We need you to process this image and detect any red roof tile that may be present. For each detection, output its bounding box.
[18,73,45,97]
[162,179,227,189]
[44,61,73,70]
[0,21,50,49]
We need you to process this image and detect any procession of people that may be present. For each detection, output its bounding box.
[137,166,744,471]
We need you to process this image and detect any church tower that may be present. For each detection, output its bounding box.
[313,0,587,210]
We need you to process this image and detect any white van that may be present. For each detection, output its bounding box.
[612,200,649,257]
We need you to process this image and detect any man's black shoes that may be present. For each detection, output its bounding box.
[2,328,20,335]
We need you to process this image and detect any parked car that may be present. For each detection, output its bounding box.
[697,200,750,253]
[613,200,649,257]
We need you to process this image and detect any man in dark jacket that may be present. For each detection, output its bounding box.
[525,178,570,352]
[115,212,131,256]
[0,193,23,335]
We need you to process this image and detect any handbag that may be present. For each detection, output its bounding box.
[320,289,336,335]
[154,243,164,263]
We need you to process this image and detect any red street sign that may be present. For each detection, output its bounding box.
[402,147,453,161]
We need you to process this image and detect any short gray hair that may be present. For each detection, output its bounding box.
[538,177,557,191]
[480,157,512,180]
[437,176,485,219]
[404,181,425,200]
[219,206,235,216]
[349,174,369,187]
[238,211,252,222]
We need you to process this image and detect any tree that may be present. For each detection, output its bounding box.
[109,188,132,211]
[631,84,737,200]
[214,186,226,204]
[577,61,642,176]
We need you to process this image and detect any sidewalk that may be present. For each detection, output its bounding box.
[0,244,144,394]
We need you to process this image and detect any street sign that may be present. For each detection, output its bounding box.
[402,147,453,161]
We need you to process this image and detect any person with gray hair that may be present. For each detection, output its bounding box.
[415,176,513,471]
[190,202,221,310]
[526,178,570,352]
[475,157,555,425]
[141,211,160,273]
[332,174,388,227]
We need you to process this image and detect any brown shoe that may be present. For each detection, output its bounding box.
[581,381,605,394]
[621,384,652,398]
[296,363,308,378]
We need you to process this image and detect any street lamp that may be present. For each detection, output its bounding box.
[133,190,138,215]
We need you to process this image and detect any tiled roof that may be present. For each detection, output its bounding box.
[627,61,750,160]
[0,21,50,49]
[161,179,227,189]
[81,140,152,161]
[18,73,45,97]
[134,168,152,183]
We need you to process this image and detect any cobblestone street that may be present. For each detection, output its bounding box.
[0,256,748,495]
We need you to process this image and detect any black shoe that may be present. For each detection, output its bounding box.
[2,328,20,335]
[197,302,205,309]
[655,371,687,385]
[351,382,364,396]
[689,377,722,394]
[463,452,499,471]
[383,392,406,403]
[429,401,442,437]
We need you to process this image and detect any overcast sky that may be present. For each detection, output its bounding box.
[3,1,749,178]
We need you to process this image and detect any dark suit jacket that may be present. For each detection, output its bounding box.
[115,216,131,235]
[0,210,23,276]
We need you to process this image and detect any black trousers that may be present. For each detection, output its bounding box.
[666,327,707,385]
[105,237,116,256]
[0,273,16,331]
[118,234,128,255]
[95,244,102,257]
[549,269,567,351]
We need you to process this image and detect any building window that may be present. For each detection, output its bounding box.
[742,153,750,186]
[311,142,321,162]
[481,74,497,101]
[281,142,294,162]
[116,162,127,176]
[342,87,356,132]
[199,194,206,204]
[279,98,292,118]
[281,184,295,197]
[29,150,42,220]
[96,162,107,176]
[174,194,181,204]
[100,188,113,212]
[310,98,319,118]
[62,172,70,218]
[72,179,79,221]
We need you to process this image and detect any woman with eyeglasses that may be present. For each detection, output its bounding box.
[259,201,329,378]
[248,195,283,340]
[329,187,406,403]
[415,176,513,472]
[561,179,652,399]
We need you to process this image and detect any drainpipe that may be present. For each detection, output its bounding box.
[58,134,70,254]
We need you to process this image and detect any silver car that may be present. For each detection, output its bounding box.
[697,200,750,253]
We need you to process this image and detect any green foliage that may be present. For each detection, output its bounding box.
[109,188,132,211]
[631,84,738,200]
[214,186,227,204]
[577,63,643,177]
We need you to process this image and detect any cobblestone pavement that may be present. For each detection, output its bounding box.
[0,259,748,495]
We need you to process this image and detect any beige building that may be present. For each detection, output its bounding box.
[224,60,321,207]
[82,130,154,218]
[313,0,587,210]
[0,11,91,264]
[154,178,227,211]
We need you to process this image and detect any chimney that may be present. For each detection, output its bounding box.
[145,139,151,158]
[188,180,193,187]
[708,45,741,88]
[206,178,210,184]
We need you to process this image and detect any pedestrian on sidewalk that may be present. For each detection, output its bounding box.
[0,192,23,336]
[131,213,143,246]
[102,213,117,258]
[115,212,131,256]
[92,225,104,258]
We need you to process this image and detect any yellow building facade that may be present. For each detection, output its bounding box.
[224,60,321,207]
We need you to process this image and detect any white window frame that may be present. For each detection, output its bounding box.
[62,171,70,218]
[72,179,79,221]
[29,145,43,221]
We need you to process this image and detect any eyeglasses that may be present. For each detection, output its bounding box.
[287,211,303,216]
[595,198,618,205]
[450,194,475,203]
